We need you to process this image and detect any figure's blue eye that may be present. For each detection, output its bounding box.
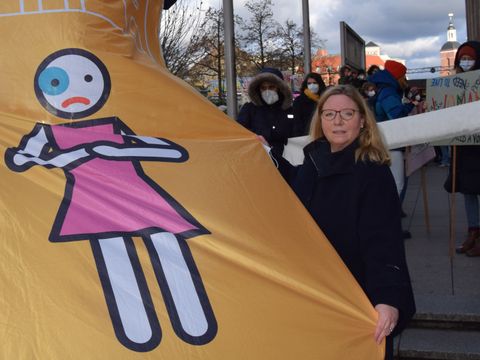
[38,67,69,96]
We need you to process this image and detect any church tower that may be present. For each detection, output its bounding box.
[440,13,460,76]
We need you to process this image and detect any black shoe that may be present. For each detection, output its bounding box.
[402,230,412,239]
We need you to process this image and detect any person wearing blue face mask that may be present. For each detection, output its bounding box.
[237,68,294,158]
[292,72,327,136]
[444,40,480,256]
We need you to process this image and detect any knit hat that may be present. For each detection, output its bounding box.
[457,45,476,60]
[260,67,284,80]
[384,60,407,79]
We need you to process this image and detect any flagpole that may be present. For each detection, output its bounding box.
[302,0,312,74]
[223,0,238,119]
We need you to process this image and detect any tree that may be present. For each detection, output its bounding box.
[300,27,328,61]
[188,8,257,101]
[190,7,226,102]
[239,0,279,70]
[159,0,207,78]
[274,19,304,76]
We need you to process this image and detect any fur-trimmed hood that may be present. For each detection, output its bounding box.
[248,72,293,110]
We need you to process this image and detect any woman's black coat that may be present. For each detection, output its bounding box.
[444,40,480,195]
[237,101,293,156]
[283,139,415,335]
[237,71,294,156]
[292,93,317,136]
[444,145,480,194]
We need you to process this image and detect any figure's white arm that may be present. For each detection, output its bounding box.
[8,127,89,170]
[91,135,186,161]
[92,146,184,160]
[13,148,89,168]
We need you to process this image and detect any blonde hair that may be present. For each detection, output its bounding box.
[310,85,391,165]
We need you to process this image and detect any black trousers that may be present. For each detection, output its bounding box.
[385,335,393,360]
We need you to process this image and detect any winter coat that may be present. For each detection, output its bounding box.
[280,139,416,336]
[369,70,414,122]
[237,72,293,156]
[444,40,480,195]
[292,92,317,136]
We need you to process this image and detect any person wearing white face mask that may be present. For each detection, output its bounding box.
[237,68,294,159]
[444,41,480,257]
[292,72,326,136]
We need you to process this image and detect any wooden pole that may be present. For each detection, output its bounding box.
[449,146,457,259]
[449,145,457,295]
[421,166,431,234]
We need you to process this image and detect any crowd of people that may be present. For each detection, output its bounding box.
[235,39,480,359]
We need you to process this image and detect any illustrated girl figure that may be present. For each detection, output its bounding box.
[4,48,217,352]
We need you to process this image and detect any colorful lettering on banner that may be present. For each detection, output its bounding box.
[427,69,480,145]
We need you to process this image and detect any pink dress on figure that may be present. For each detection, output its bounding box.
[48,119,202,242]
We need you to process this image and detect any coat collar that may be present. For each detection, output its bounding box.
[304,138,358,177]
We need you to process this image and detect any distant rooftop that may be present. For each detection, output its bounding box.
[441,41,461,52]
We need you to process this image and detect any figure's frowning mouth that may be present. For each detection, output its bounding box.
[62,96,90,108]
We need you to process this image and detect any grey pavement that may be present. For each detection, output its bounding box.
[402,162,480,300]
[396,161,480,359]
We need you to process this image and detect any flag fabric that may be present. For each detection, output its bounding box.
[0,1,382,358]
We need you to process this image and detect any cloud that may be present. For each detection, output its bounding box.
[380,36,442,59]
[210,0,468,74]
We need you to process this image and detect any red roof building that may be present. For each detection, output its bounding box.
[311,42,404,85]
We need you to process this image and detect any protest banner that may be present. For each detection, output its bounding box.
[426,69,480,145]
[0,1,383,359]
[283,100,480,165]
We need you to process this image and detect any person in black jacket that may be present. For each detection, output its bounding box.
[444,40,480,256]
[237,68,293,157]
[271,85,415,360]
[292,72,326,136]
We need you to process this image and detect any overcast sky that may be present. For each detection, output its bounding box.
[203,0,468,79]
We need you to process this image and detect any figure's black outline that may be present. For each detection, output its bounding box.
[5,47,219,352]
[28,117,209,243]
[33,48,111,120]
[4,116,218,351]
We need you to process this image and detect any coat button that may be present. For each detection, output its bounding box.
[272,126,276,129]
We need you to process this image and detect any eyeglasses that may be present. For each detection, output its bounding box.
[320,108,358,121]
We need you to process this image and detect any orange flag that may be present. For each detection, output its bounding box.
[0,1,383,358]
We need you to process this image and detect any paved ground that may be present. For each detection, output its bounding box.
[395,162,480,359]
[402,162,480,300]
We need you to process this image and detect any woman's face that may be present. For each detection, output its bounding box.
[397,76,408,90]
[459,54,476,72]
[320,94,364,152]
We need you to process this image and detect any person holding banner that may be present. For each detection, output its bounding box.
[369,60,419,239]
[444,40,480,257]
[271,85,415,360]
[237,68,294,158]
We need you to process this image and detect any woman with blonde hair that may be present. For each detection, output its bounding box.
[274,85,415,360]
[309,84,390,163]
